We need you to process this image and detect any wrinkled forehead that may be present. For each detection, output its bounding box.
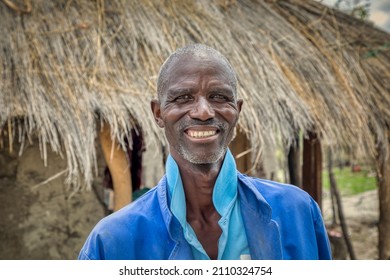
[157,48,237,100]
[166,53,232,80]
[185,47,219,61]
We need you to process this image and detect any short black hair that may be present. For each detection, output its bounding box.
[156,44,237,101]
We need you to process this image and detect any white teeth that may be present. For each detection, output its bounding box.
[188,130,216,138]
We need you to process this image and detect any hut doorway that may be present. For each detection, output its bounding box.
[99,123,146,213]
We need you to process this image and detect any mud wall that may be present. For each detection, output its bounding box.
[0,140,105,259]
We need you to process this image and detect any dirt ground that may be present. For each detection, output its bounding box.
[322,189,379,260]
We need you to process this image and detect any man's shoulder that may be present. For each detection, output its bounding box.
[91,180,167,235]
[237,173,313,203]
[103,184,163,225]
[78,180,172,260]
[237,173,322,225]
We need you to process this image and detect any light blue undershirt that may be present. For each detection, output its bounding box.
[166,149,250,260]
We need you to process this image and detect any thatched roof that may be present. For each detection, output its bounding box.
[1,0,389,187]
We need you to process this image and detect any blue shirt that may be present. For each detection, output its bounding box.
[166,150,250,259]
[78,171,332,260]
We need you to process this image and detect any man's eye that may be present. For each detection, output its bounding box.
[175,95,192,102]
[210,94,228,101]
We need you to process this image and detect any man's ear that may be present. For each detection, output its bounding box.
[237,99,243,113]
[151,99,164,128]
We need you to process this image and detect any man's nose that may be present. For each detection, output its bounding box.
[189,97,215,121]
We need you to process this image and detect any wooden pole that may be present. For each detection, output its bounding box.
[377,130,390,260]
[302,132,322,209]
[288,135,301,187]
[99,122,132,212]
[328,149,356,259]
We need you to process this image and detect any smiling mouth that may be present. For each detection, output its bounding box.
[186,129,218,139]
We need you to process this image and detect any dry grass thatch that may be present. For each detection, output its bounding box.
[0,0,389,187]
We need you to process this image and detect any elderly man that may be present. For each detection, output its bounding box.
[79,44,332,260]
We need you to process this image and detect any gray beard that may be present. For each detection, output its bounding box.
[176,144,227,164]
[170,119,233,164]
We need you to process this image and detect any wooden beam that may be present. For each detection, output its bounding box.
[99,122,132,211]
[302,131,322,209]
[288,135,301,187]
[377,130,390,259]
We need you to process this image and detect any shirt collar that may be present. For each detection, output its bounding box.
[166,149,238,219]
[166,154,186,230]
[212,149,238,217]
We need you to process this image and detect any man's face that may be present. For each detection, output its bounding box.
[152,54,243,165]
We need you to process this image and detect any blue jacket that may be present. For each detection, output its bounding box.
[78,173,332,260]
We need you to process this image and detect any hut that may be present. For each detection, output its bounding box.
[0,0,389,259]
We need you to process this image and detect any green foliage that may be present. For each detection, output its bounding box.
[323,166,377,195]
[351,6,369,21]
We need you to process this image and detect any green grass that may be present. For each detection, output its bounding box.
[323,166,377,195]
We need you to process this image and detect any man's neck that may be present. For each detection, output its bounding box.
[175,157,224,260]
[171,152,223,215]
